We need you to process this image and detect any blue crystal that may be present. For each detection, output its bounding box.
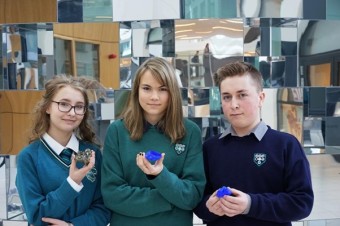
[216,186,232,198]
[145,150,162,162]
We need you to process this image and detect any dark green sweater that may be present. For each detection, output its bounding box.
[101,118,206,226]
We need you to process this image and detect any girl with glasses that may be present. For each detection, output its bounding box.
[16,75,111,226]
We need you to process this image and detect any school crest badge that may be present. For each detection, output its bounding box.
[253,153,266,166]
[86,167,97,182]
[175,143,186,155]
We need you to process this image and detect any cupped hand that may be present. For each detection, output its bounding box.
[136,152,164,176]
[206,191,224,216]
[69,150,95,185]
[218,187,250,217]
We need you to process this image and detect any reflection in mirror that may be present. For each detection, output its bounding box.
[0,156,6,220]
[54,38,72,76]
[304,87,326,117]
[327,87,340,117]
[325,117,340,150]
[181,88,189,117]
[245,56,297,87]
[175,19,243,87]
[183,0,237,19]
[0,27,3,89]
[209,87,222,116]
[244,18,260,56]
[75,42,99,80]
[1,24,52,90]
[189,116,229,141]
[301,87,340,154]
[120,22,132,58]
[58,0,113,23]
[244,18,298,57]
[299,20,340,86]
[6,155,25,220]
[276,88,303,143]
[38,23,54,86]
[303,0,326,19]
[188,88,210,117]
[304,117,325,154]
[183,0,302,19]
[114,89,130,119]
[202,117,228,141]
[303,87,326,154]
[83,0,113,22]
[113,0,180,21]
[130,20,175,58]
[262,88,278,129]
[58,0,83,22]
[327,0,340,19]
[119,57,140,89]
[119,57,146,89]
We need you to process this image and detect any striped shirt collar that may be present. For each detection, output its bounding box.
[42,132,79,155]
[219,120,268,141]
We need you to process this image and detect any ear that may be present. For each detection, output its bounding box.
[46,106,51,114]
[258,91,265,107]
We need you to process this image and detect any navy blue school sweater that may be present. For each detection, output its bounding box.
[194,125,313,226]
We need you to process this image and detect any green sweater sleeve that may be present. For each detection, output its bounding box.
[146,133,205,210]
[148,122,206,210]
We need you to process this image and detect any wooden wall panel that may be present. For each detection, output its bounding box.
[53,23,75,38]
[54,23,120,89]
[100,23,120,43]
[0,1,5,23]
[0,114,13,154]
[0,91,44,155]
[4,0,57,24]
[100,42,120,89]
[72,23,104,42]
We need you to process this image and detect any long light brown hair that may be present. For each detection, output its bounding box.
[122,57,185,143]
[29,75,97,144]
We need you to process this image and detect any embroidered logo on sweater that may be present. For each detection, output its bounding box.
[86,167,97,182]
[175,143,185,155]
[254,153,266,166]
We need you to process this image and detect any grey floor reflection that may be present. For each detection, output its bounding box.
[305,154,340,221]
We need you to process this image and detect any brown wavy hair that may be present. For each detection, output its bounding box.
[121,57,185,143]
[29,75,98,145]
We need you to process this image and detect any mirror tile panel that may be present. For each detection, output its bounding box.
[182,0,302,19]
[2,0,340,155]
[112,0,180,21]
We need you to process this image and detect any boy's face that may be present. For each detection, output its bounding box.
[220,73,265,136]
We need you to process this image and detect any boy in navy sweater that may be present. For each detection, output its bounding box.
[194,61,313,226]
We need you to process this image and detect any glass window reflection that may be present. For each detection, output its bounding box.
[54,38,72,75]
[75,42,99,80]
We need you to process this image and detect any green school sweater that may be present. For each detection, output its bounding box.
[101,118,206,226]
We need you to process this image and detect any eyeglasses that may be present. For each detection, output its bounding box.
[52,101,86,115]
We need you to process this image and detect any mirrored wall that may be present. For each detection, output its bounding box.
[2,1,340,155]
